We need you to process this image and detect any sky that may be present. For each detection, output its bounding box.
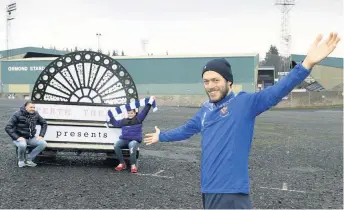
[0,0,343,60]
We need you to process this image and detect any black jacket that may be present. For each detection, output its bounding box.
[5,104,48,140]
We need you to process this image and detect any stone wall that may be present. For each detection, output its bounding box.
[273,91,343,108]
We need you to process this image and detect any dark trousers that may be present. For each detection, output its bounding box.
[202,193,252,209]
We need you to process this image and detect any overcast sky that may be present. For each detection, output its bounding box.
[0,0,343,59]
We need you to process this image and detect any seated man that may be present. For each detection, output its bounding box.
[5,101,48,167]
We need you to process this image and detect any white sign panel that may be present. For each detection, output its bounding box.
[7,66,46,71]
[36,125,121,144]
[277,72,289,76]
[35,104,123,121]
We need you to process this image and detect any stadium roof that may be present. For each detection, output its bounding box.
[4,52,259,62]
[0,47,67,59]
[292,54,343,68]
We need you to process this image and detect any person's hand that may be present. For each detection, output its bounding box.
[36,136,43,140]
[144,126,160,145]
[108,110,114,119]
[17,137,25,141]
[148,95,156,105]
[303,32,340,70]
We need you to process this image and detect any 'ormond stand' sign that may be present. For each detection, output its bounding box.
[31,51,139,151]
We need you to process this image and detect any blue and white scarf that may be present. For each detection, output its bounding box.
[105,96,158,125]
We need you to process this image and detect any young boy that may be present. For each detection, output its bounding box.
[107,96,155,173]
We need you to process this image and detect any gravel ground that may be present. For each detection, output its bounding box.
[0,99,342,209]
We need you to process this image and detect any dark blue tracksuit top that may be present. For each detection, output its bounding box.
[158,62,311,194]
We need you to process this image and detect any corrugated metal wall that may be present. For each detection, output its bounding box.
[292,54,343,90]
[0,55,257,94]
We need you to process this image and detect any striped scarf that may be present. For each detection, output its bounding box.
[106,96,158,124]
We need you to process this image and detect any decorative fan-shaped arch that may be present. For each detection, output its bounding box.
[31,51,139,106]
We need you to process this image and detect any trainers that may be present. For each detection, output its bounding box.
[18,161,25,168]
[115,163,126,171]
[25,160,37,167]
[131,165,137,173]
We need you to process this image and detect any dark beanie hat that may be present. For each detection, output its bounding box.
[202,58,233,82]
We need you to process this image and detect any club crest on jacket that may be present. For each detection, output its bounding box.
[220,105,229,117]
